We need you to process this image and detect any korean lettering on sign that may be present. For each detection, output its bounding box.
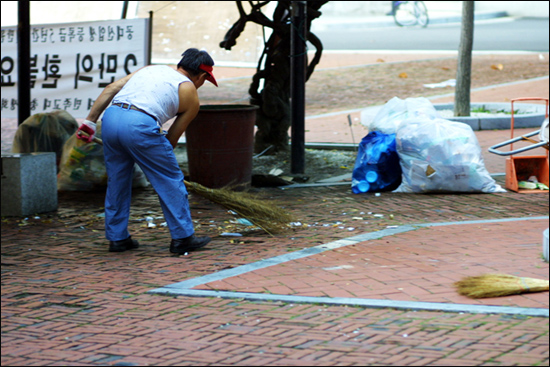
[0,18,148,118]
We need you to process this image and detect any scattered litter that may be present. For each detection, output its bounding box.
[96,212,105,218]
[323,265,354,271]
[236,218,254,226]
[269,168,283,176]
[375,193,381,197]
[221,233,243,237]
[160,222,168,227]
[386,225,399,229]
[519,181,549,190]
[254,148,356,186]
[373,214,384,218]
[290,222,303,227]
[518,181,537,189]
[423,79,456,88]
[523,176,548,190]
[146,216,156,228]
[389,214,395,219]
[34,216,40,219]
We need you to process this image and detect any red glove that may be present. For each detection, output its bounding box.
[76,120,97,143]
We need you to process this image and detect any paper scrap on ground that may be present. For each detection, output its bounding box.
[423,79,456,88]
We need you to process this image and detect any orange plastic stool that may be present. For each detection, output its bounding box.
[506,98,549,193]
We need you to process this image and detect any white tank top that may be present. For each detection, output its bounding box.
[112,65,190,125]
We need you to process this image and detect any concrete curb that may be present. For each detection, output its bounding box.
[433,102,548,130]
[353,76,550,132]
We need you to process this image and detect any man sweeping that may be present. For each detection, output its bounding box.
[76,48,218,254]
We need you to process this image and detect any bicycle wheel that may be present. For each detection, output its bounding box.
[394,1,417,27]
[414,1,429,27]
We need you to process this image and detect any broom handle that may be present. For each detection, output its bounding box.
[76,130,102,144]
[77,131,195,188]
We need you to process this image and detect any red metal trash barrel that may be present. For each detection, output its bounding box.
[185,104,258,190]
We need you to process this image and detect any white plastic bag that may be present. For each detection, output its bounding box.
[394,116,505,193]
[361,97,438,134]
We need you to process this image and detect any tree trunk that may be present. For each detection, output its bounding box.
[220,1,327,154]
[251,33,292,154]
[454,1,475,117]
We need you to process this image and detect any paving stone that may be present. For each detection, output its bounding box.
[2,65,549,367]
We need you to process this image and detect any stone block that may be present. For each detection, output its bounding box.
[1,153,58,217]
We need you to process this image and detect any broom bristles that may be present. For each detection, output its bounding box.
[454,274,550,299]
[184,181,295,234]
[81,133,295,234]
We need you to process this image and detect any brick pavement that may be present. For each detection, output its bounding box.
[192,219,549,309]
[2,180,549,365]
[2,51,550,365]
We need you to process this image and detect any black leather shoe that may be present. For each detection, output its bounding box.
[170,235,211,254]
[109,236,139,252]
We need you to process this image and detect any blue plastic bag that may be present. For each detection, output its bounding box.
[352,131,402,194]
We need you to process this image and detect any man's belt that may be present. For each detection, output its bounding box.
[113,103,157,121]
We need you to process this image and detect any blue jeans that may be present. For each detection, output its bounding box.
[102,104,194,241]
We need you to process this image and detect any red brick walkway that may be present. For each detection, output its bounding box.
[194,219,548,309]
[2,50,549,365]
[2,182,549,366]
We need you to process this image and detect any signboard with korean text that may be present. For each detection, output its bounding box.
[1,18,149,118]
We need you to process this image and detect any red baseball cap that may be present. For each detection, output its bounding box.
[198,64,218,87]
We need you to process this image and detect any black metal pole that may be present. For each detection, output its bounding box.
[121,1,129,19]
[290,1,307,174]
[17,0,31,125]
[147,11,153,65]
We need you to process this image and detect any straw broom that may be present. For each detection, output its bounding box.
[184,181,295,234]
[79,132,295,234]
[454,274,549,298]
